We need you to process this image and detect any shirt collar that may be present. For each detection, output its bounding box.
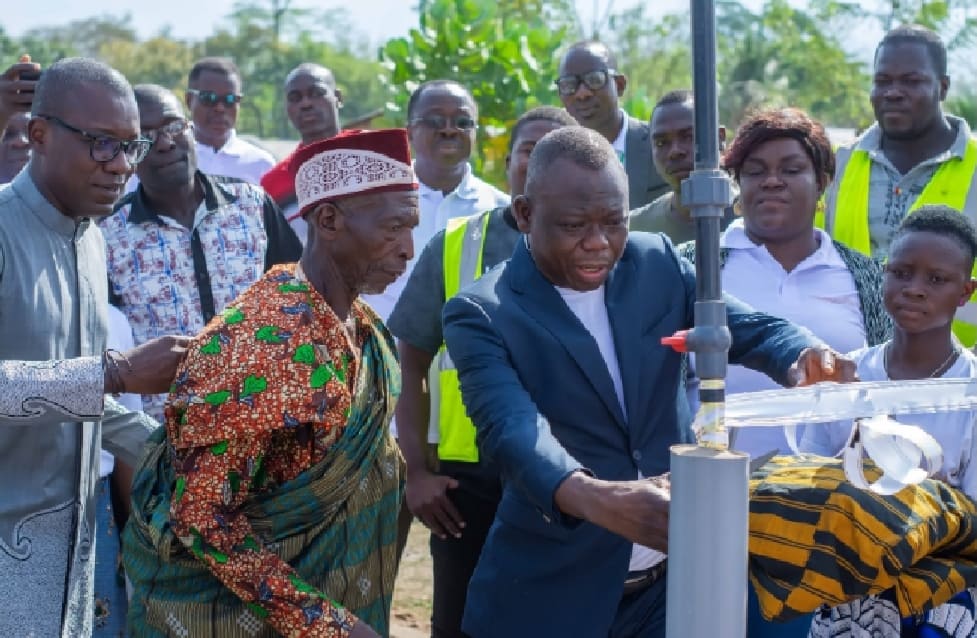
[10,168,90,238]
[721,218,845,268]
[124,171,238,225]
[856,114,972,161]
[611,108,628,155]
[193,127,241,155]
[417,162,478,199]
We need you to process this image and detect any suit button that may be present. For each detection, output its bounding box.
[632,450,642,462]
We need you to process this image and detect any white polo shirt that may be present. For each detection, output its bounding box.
[698,219,867,457]
[371,164,508,441]
[611,108,628,166]
[193,129,276,185]
[361,163,508,323]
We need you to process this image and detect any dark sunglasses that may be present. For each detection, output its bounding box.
[38,114,152,164]
[410,114,477,131]
[142,119,190,146]
[554,69,618,97]
[187,89,243,107]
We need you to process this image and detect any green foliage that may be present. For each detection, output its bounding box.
[380,0,569,187]
[947,89,977,128]
[604,9,693,122]
[3,5,389,146]
[200,4,388,139]
[100,35,201,97]
[716,0,873,129]
[5,0,974,166]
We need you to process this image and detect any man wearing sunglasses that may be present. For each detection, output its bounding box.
[100,84,302,424]
[186,57,275,185]
[555,41,668,210]
[361,79,508,323]
[0,57,172,637]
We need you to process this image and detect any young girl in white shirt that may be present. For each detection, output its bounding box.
[806,205,977,637]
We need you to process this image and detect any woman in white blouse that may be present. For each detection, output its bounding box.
[680,107,894,638]
[680,107,891,458]
[682,106,893,638]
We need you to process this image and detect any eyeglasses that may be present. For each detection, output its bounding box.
[409,114,477,131]
[554,69,618,97]
[142,119,189,146]
[38,115,152,164]
[187,89,243,107]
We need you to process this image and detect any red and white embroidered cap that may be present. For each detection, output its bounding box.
[291,128,418,218]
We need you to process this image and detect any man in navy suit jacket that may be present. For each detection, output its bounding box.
[442,126,855,638]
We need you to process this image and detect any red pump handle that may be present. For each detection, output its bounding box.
[661,330,689,353]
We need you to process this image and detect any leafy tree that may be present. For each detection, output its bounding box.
[381,0,570,187]
[100,33,201,96]
[716,0,873,129]
[202,3,388,140]
[603,8,693,122]
[946,88,977,127]
[19,15,137,63]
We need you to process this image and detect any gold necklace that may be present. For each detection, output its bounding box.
[883,341,959,380]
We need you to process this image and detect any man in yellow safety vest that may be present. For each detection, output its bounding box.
[823,24,977,345]
[386,106,576,638]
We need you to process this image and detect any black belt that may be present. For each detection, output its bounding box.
[622,560,667,595]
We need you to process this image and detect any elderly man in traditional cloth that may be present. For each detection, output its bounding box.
[123,128,419,638]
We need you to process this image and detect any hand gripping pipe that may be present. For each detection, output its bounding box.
[662,0,749,635]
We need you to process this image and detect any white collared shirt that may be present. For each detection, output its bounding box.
[611,108,628,165]
[361,163,508,323]
[702,219,867,457]
[368,164,507,442]
[193,129,276,185]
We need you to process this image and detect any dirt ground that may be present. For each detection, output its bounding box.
[390,520,434,638]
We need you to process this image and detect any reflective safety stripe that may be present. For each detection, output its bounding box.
[832,137,977,346]
[833,138,977,255]
[433,211,492,463]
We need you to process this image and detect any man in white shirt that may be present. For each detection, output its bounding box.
[361,79,508,322]
[185,57,275,185]
[441,126,853,638]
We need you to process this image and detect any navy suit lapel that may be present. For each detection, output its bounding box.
[508,240,627,430]
[605,246,642,428]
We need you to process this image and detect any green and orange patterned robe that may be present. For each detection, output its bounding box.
[123,263,404,638]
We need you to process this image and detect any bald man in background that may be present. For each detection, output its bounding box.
[261,63,344,240]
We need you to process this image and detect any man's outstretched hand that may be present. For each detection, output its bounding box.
[788,346,858,387]
[104,335,193,395]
